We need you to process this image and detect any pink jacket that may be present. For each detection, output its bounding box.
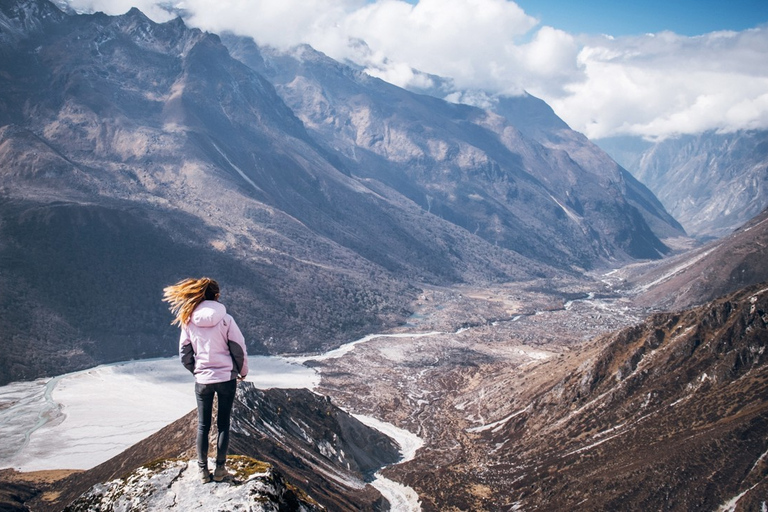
[179,300,249,384]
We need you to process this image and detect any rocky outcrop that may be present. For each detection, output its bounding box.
[229,385,401,511]
[232,386,402,478]
[65,457,322,512]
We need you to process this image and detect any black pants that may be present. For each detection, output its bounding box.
[195,379,237,468]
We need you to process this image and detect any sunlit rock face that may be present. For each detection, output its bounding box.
[225,36,680,267]
[66,457,322,512]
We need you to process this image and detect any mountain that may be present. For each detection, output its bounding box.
[368,75,685,243]
[10,383,400,511]
[0,0,546,384]
[224,37,680,265]
[490,281,768,511]
[0,0,682,385]
[597,130,768,239]
[490,94,686,241]
[391,280,768,510]
[626,207,768,311]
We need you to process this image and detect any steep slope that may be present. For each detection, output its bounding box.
[17,383,399,511]
[229,386,402,510]
[498,282,768,511]
[224,37,675,266]
[492,93,686,241]
[0,0,552,383]
[625,207,768,310]
[599,130,768,239]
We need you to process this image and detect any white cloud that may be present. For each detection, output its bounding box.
[547,28,768,139]
[61,0,768,140]
[339,0,539,90]
[181,0,363,50]
[64,0,177,21]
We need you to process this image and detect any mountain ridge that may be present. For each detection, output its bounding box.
[598,130,768,239]
[618,206,768,311]
[225,36,679,264]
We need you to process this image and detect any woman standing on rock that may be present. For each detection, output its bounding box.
[163,277,249,483]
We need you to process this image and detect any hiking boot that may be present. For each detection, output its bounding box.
[199,466,212,484]
[213,464,229,482]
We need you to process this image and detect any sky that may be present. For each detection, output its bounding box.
[63,0,768,141]
[514,0,768,37]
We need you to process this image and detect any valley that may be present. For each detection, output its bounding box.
[304,276,649,510]
[1,247,767,510]
[0,271,652,510]
[306,275,768,510]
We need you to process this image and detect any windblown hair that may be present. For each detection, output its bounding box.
[162,277,220,327]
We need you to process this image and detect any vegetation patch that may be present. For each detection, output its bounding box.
[227,455,271,480]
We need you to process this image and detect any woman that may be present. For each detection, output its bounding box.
[163,277,249,483]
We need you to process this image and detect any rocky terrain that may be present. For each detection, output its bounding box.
[305,278,768,511]
[66,457,321,512]
[482,281,768,511]
[598,130,768,239]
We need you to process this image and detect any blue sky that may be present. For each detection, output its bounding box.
[511,0,768,36]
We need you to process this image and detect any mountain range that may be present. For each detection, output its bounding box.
[0,0,682,384]
[598,130,768,239]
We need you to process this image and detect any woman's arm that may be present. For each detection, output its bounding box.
[226,316,249,378]
[179,328,196,374]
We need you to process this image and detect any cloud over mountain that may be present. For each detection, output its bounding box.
[62,0,768,140]
[557,28,768,140]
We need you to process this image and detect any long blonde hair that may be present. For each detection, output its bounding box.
[162,277,220,327]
